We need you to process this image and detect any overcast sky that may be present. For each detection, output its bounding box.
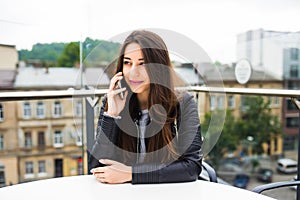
[1,0,300,64]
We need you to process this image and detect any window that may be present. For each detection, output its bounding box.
[290,48,299,60]
[0,134,4,150]
[228,95,235,109]
[290,64,299,78]
[0,104,3,122]
[76,130,82,146]
[217,96,225,109]
[54,130,63,147]
[75,100,82,116]
[0,166,5,187]
[36,102,45,118]
[53,101,62,117]
[284,135,297,151]
[273,96,280,107]
[287,99,297,111]
[25,161,34,179]
[23,102,32,118]
[288,81,300,90]
[286,117,299,128]
[24,132,32,148]
[210,95,216,110]
[241,96,249,112]
[38,160,46,177]
[38,131,45,147]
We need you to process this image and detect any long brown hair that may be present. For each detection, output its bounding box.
[107,30,180,163]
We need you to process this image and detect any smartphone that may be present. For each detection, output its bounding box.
[117,80,124,100]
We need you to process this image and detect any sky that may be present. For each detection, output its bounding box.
[1,0,300,64]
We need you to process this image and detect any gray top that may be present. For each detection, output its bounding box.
[138,109,149,163]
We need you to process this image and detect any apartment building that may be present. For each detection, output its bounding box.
[0,44,18,70]
[13,66,86,183]
[201,64,283,157]
[236,29,300,155]
[0,44,18,186]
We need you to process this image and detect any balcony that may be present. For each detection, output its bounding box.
[0,87,300,199]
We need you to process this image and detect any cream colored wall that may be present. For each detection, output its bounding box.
[1,157,18,185]
[16,98,85,183]
[0,45,18,69]
[0,101,19,185]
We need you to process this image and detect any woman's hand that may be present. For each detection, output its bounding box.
[90,159,132,184]
[107,72,128,117]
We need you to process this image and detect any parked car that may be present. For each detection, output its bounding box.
[218,163,243,173]
[233,173,250,189]
[257,168,273,183]
[277,158,297,174]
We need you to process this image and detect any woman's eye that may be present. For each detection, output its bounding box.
[139,62,145,66]
[123,61,131,65]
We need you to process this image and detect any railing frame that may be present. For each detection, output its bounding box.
[1,86,300,199]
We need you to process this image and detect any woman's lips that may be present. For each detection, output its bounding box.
[129,80,144,86]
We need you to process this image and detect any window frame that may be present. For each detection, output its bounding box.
[0,134,4,150]
[53,101,62,117]
[24,132,32,148]
[38,160,47,177]
[36,101,45,119]
[0,104,4,122]
[24,161,34,179]
[23,102,32,119]
[53,130,63,148]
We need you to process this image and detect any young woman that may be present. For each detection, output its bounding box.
[89,30,203,184]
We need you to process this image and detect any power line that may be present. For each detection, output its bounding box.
[0,19,35,26]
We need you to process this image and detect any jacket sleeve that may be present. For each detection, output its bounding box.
[88,96,120,171]
[132,93,203,184]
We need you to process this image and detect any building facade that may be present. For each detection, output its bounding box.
[200,65,283,157]
[236,29,300,156]
[0,44,18,186]
[0,44,18,70]
[16,98,85,183]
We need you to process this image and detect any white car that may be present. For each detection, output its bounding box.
[277,158,297,174]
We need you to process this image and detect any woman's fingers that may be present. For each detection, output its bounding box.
[109,72,123,90]
[111,87,126,96]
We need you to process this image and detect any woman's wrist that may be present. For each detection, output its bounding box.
[104,111,121,119]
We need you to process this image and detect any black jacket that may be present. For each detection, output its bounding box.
[89,92,203,184]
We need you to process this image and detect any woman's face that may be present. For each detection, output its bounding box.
[122,43,150,95]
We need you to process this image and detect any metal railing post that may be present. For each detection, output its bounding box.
[291,98,300,200]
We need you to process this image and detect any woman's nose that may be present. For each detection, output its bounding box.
[129,63,139,76]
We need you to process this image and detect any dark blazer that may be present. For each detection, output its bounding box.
[89,92,203,184]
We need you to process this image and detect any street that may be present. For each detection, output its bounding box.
[217,157,298,200]
[247,173,296,200]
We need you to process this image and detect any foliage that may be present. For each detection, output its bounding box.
[57,42,80,67]
[18,42,65,62]
[214,60,222,66]
[202,109,238,168]
[237,96,282,154]
[82,37,120,62]
[18,38,121,67]
[202,96,282,168]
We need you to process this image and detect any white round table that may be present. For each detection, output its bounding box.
[0,175,275,200]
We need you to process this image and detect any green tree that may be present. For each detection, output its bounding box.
[202,96,282,168]
[18,42,65,62]
[202,109,239,168]
[57,42,80,67]
[18,38,120,67]
[238,96,282,154]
